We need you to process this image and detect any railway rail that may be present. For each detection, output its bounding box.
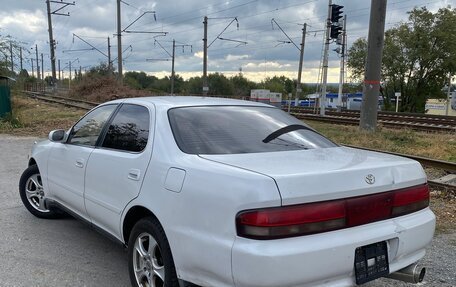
[23,91,97,110]
[286,106,456,132]
[290,106,456,125]
[22,91,455,190]
[293,113,456,132]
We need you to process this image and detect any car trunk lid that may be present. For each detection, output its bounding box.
[199,147,426,205]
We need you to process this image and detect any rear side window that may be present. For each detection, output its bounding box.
[168,106,336,154]
[102,104,150,152]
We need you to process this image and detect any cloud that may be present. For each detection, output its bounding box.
[194,51,204,59]
[3,0,456,82]
[0,10,46,34]
[244,61,292,70]
[226,54,249,61]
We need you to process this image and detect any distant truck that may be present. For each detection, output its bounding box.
[250,89,282,107]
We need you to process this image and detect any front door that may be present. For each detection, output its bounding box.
[47,104,118,218]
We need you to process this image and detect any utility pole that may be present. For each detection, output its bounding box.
[359,0,388,131]
[41,53,44,80]
[446,74,452,116]
[46,0,56,81]
[202,16,208,96]
[171,40,176,95]
[31,59,35,77]
[69,61,72,90]
[107,36,112,72]
[20,47,23,71]
[148,39,191,95]
[202,16,244,96]
[46,0,75,82]
[9,42,14,73]
[35,45,41,80]
[337,15,347,111]
[296,23,307,104]
[116,0,123,84]
[320,0,332,116]
[58,59,61,80]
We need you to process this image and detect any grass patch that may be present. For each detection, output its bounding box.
[430,190,456,234]
[0,94,85,137]
[306,120,456,162]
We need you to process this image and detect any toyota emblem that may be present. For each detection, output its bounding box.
[365,174,375,185]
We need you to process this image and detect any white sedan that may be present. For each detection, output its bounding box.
[19,96,435,287]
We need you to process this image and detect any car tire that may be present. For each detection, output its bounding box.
[19,164,62,219]
[128,217,179,287]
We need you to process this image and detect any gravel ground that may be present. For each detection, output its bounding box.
[0,134,454,287]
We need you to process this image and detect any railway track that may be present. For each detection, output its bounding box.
[23,91,97,110]
[293,113,456,132]
[286,107,456,133]
[290,106,456,120]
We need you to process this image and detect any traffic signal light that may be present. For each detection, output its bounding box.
[331,4,344,23]
[330,24,342,39]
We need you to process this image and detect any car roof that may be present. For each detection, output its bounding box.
[106,96,273,109]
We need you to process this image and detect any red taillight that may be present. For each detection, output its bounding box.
[236,184,429,240]
[237,201,346,239]
[392,184,430,217]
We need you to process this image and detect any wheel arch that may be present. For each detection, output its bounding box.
[122,205,163,245]
[28,157,37,167]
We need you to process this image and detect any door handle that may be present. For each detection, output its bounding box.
[128,169,141,181]
[75,159,84,168]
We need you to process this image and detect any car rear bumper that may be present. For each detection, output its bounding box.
[231,208,435,287]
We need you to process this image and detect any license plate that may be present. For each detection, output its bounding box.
[354,241,389,285]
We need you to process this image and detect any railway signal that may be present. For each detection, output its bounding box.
[330,24,343,39]
[331,5,344,23]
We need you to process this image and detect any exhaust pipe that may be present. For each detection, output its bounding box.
[386,263,426,284]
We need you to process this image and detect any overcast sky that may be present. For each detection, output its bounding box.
[1,0,455,82]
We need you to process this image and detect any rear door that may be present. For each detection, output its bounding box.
[84,103,154,237]
[47,104,118,218]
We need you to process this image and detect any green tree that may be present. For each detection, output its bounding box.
[230,73,257,98]
[207,73,234,96]
[261,76,296,96]
[347,7,456,112]
[185,76,202,95]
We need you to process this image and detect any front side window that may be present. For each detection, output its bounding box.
[102,104,150,152]
[168,106,337,155]
[68,105,117,146]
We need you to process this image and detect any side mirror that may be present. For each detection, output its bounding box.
[48,129,66,142]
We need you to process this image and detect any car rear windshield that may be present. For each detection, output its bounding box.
[168,106,337,155]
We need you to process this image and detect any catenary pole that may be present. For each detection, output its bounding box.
[41,53,44,80]
[20,47,23,71]
[359,0,388,131]
[171,39,176,96]
[35,45,40,80]
[31,58,35,78]
[10,42,14,73]
[117,0,123,84]
[202,16,208,96]
[46,0,57,81]
[69,61,72,90]
[295,23,307,105]
[108,36,112,72]
[446,74,452,116]
[320,0,332,116]
[58,59,61,80]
